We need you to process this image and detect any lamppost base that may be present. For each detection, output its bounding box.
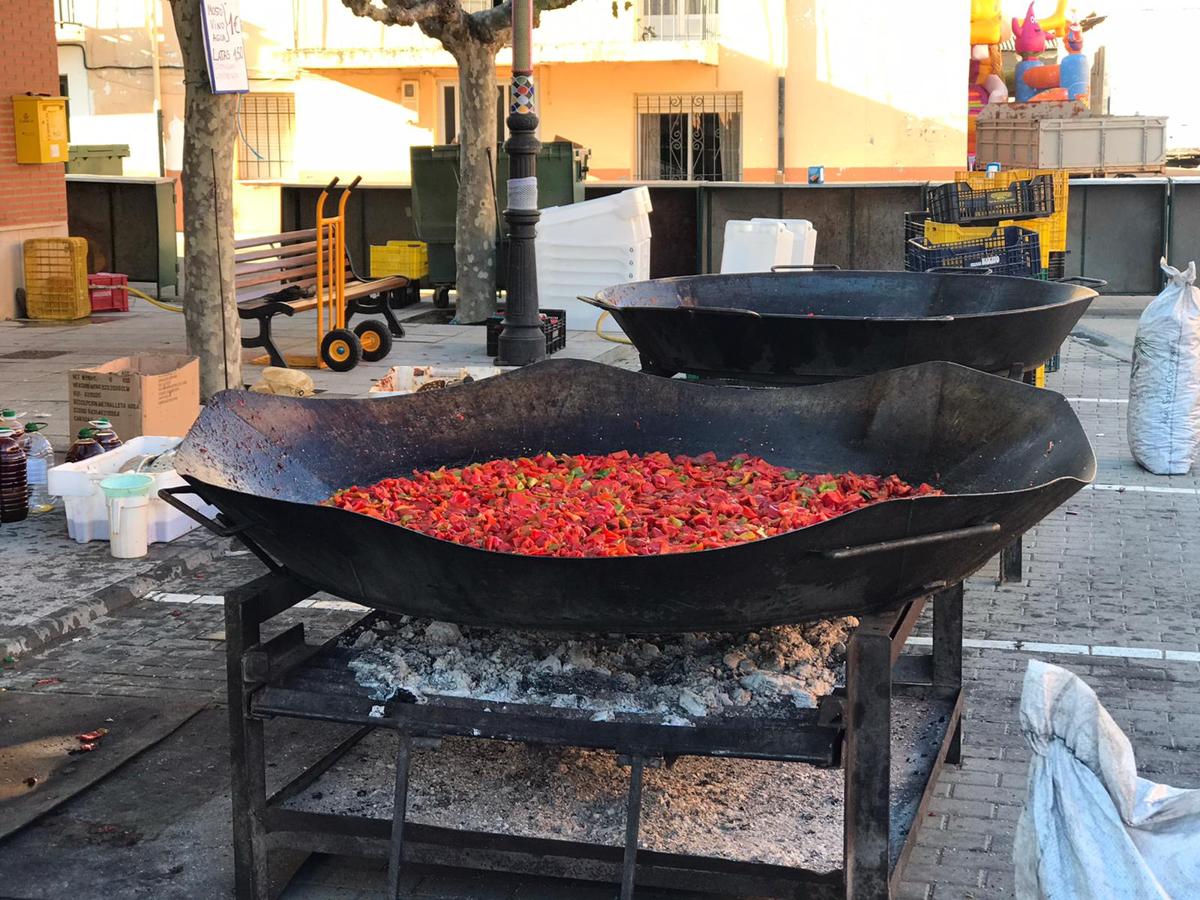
[495,328,546,367]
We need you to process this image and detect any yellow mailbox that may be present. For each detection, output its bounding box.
[12,95,68,164]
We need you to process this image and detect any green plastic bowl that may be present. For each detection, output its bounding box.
[99,472,155,499]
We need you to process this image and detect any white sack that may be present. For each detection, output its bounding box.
[1013,660,1200,899]
[1128,260,1200,474]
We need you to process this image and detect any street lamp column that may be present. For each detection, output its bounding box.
[496,0,546,367]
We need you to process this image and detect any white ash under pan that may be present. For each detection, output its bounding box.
[288,731,848,872]
[348,615,859,723]
[302,615,866,872]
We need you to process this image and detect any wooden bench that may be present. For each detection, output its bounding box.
[235,229,411,369]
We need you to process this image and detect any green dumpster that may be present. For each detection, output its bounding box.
[67,144,130,176]
[411,141,589,303]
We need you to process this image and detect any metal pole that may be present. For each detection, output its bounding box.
[496,0,546,367]
[147,0,165,177]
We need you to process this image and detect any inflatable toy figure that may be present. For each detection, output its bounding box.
[1013,2,1090,103]
[968,0,1007,155]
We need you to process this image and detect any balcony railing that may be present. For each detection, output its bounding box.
[637,0,719,42]
[55,0,77,27]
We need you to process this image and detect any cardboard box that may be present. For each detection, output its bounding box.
[70,354,200,441]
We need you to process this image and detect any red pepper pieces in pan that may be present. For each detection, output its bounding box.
[327,451,940,558]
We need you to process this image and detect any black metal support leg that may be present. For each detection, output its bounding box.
[620,757,645,900]
[226,595,271,900]
[378,296,406,338]
[387,731,412,898]
[933,582,965,765]
[844,621,893,899]
[243,314,288,369]
[1000,538,1022,584]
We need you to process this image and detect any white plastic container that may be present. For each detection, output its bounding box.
[100,473,153,559]
[47,436,216,544]
[532,188,655,329]
[538,187,652,245]
[720,220,795,274]
[751,218,818,267]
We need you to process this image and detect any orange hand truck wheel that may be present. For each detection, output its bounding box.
[320,328,361,372]
[353,320,393,363]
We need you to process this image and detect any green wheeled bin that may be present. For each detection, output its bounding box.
[411,141,589,308]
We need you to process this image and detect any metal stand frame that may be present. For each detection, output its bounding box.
[225,574,963,899]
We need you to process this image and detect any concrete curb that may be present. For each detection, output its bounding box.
[0,540,226,662]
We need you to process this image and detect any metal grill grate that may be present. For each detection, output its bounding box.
[237,94,295,181]
[636,92,741,182]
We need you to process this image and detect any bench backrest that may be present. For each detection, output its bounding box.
[234,229,355,303]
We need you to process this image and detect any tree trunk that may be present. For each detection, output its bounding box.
[170,0,242,399]
[451,40,501,324]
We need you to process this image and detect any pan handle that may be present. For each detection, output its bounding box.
[771,264,841,272]
[1054,276,1107,288]
[820,522,1001,560]
[926,266,994,275]
[158,485,249,538]
[576,295,618,311]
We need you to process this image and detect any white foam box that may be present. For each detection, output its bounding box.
[46,436,217,544]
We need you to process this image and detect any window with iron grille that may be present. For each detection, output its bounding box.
[460,0,498,12]
[636,93,741,182]
[237,94,295,181]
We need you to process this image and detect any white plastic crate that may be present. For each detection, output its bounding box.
[538,187,652,246]
[47,436,217,544]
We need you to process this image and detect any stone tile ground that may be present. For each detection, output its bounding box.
[3,316,1199,899]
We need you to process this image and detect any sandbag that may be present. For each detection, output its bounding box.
[1013,660,1200,899]
[1128,260,1200,474]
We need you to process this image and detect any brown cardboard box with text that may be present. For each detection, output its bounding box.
[69,355,200,441]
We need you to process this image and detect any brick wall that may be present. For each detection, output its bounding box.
[0,3,67,229]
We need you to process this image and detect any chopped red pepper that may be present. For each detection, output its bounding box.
[327,452,940,558]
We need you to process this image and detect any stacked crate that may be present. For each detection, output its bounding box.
[904,169,1070,375]
[88,273,130,312]
[905,173,1057,279]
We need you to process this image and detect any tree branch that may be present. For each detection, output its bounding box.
[472,0,580,38]
[340,0,446,28]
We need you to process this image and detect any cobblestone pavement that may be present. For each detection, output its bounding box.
[3,322,1199,899]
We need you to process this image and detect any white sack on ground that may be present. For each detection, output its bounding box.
[1128,259,1200,474]
[1013,660,1200,899]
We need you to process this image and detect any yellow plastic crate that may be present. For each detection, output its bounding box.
[370,240,428,280]
[22,237,90,320]
[924,215,1064,270]
[948,168,1069,267]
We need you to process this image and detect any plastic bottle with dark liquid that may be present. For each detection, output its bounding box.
[65,428,105,464]
[89,419,123,453]
[0,426,29,523]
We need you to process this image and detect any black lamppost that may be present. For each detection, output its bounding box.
[496,0,546,367]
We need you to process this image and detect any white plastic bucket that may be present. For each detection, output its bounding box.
[100,473,154,559]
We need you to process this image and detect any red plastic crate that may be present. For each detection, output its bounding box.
[88,273,130,312]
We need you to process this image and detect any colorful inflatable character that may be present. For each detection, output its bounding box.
[1013,2,1090,104]
[968,0,1007,156]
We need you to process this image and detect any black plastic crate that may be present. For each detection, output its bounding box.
[903,211,930,272]
[486,308,567,358]
[926,175,1055,226]
[906,226,1043,278]
[1047,250,1067,281]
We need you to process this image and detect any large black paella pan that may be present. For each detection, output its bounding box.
[582,269,1099,383]
[166,359,1094,632]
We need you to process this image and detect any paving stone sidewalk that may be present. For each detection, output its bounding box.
[3,316,1199,899]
